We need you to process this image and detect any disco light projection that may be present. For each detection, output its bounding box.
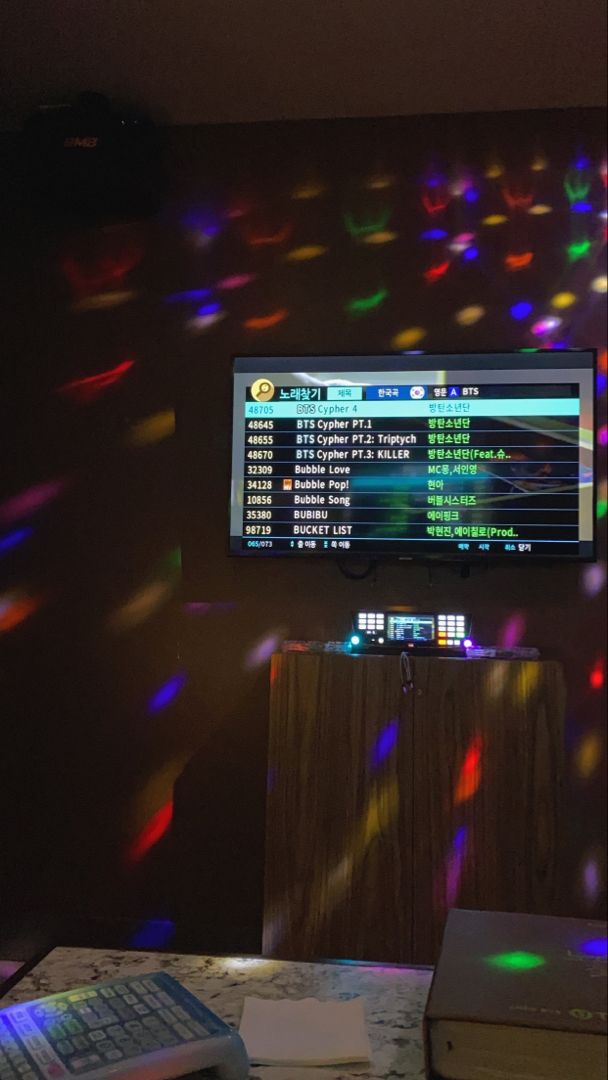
[181,209,222,248]
[370,718,400,768]
[129,920,176,949]
[462,246,479,262]
[591,275,608,293]
[344,209,391,238]
[510,301,533,320]
[244,308,288,329]
[424,260,450,283]
[346,288,388,315]
[107,580,174,632]
[448,232,476,254]
[454,734,483,805]
[550,292,577,310]
[527,204,553,215]
[244,223,293,247]
[567,239,591,262]
[598,426,608,450]
[531,316,562,336]
[421,228,449,240]
[530,154,549,172]
[57,359,134,403]
[285,244,328,261]
[589,659,605,690]
[148,673,187,714]
[582,857,601,904]
[163,288,213,304]
[73,290,136,311]
[445,826,469,907]
[482,214,508,225]
[484,161,504,179]
[0,477,68,527]
[455,305,485,326]
[361,230,398,245]
[563,173,591,205]
[579,938,608,959]
[244,630,286,670]
[365,173,396,190]
[187,309,226,332]
[128,411,175,447]
[0,591,43,634]
[391,326,427,349]
[217,273,257,290]
[574,732,603,780]
[126,801,173,865]
[501,185,534,211]
[504,251,534,270]
[0,526,33,555]
[291,180,325,200]
[486,951,545,971]
[499,611,527,648]
[571,200,593,214]
[421,190,450,215]
[581,561,606,598]
[61,245,142,303]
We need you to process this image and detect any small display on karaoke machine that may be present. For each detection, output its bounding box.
[230,351,596,561]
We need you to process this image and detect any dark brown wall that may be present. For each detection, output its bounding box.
[0,108,606,950]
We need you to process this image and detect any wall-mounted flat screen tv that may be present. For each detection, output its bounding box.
[230,351,596,561]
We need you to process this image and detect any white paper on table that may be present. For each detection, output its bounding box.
[239,996,372,1066]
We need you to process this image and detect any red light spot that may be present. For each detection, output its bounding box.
[244,223,293,247]
[589,660,605,691]
[501,186,534,211]
[505,251,534,270]
[126,801,173,865]
[0,593,44,634]
[58,359,134,403]
[454,734,483,805]
[421,192,449,215]
[424,260,450,283]
[244,309,288,330]
[62,246,142,301]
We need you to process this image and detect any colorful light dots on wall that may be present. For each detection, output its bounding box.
[344,209,391,238]
[486,951,546,971]
[448,232,475,253]
[598,425,608,449]
[582,857,602,904]
[291,180,325,200]
[126,801,173,865]
[484,161,504,179]
[482,214,508,226]
[285,244,328,261]
[0,591,44,634]
[510,300,533,321]
[391,326,427,349]
[454,733,483,805]
[579,938,608,958]
[455,305,485,326]
[107,580,174,633]
[590,274,607,294]
[424,260,450,283]
[567,239,591,262]
[581,561,607,598]
[527,203,553,215]
[589,659,605,691]
[574,732,603,780]
[445,825,469,908]
[217,273,257,291]
[530,154,549,172]
[361,230,398,245]
[531,316,562,337]
[0,477,68,527]
[244,308,288,330]
[462,246,480,262]
[0,526,33,556]
[244,630,286,670]
[164,288,212,304]
[58,359,135,404]
[148,673,187,714]
[371,718,400,768]
[187,310,226,333]
[504,251,534,271]
[421,228,448,240]
[346,288,388,315]
[365,172,396,190]
[550,292,577,310]
[128,410,175,447]
[245,223,293,247]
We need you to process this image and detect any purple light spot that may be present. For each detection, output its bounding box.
[499,610,526,648]
[452,826,468,854]
[0,526,33,555]
[196,301,222,317]
[129,920,176,948]
[579,937,607,958]
[245,632,284,670]
[148,673,187,713]
[463,246,479,261]
[464,188,479,203]
[371,718,400,767]
[583,858,601,901]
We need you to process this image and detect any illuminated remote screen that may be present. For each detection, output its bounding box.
[230,351,595,561]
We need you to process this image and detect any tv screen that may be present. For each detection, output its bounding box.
[230,351,596,561]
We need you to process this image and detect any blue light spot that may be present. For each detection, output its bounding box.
[371,718,400,767]
[0,526,33,555]
[164,288,212,303]
[463,246,479,261]
[148,673,187,713]
[452,826,468,854]
[574,155,590,170]
[571,200,593,213]
[427,175,443,188]
[129,920,176,949]
[421,228,448,241]
[196,301,222,317]
[464,188,479,204]
[597,372,607,396]
[579,937,607,958]
[510,301,533,320]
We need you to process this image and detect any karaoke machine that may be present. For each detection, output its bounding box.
[348,609,473,656]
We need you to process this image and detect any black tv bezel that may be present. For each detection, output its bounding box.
[229,348,598,565]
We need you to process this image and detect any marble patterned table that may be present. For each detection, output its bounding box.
[1,946,433,1079]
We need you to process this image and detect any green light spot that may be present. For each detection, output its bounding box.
[567,239,591,262]
[520,348,539,352]
[346,288,388,315]
[597,499,607,521]
[344,210,391,238]
[563,177,591,204]
[486,951,546,971]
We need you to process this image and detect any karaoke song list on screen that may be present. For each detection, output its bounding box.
[240,383,580,556]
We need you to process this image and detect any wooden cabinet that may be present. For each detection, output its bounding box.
[263,652,565,965]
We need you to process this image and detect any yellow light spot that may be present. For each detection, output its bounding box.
[291,181,325,200]
[551,291,577,310]
[361,230,398,245]
[528,203,553,215]
[73,290,136,311]
[107,580,174,632]
[391,326,426,349]
[485,163,504,179]
[455,305,485,326]
[575,732,603,779]
[482,214,508,226]
[128,410,175,447]
[285,244,328,262]
[591,275,608,294]
[531,154,549,172]
[365,173,395,190]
